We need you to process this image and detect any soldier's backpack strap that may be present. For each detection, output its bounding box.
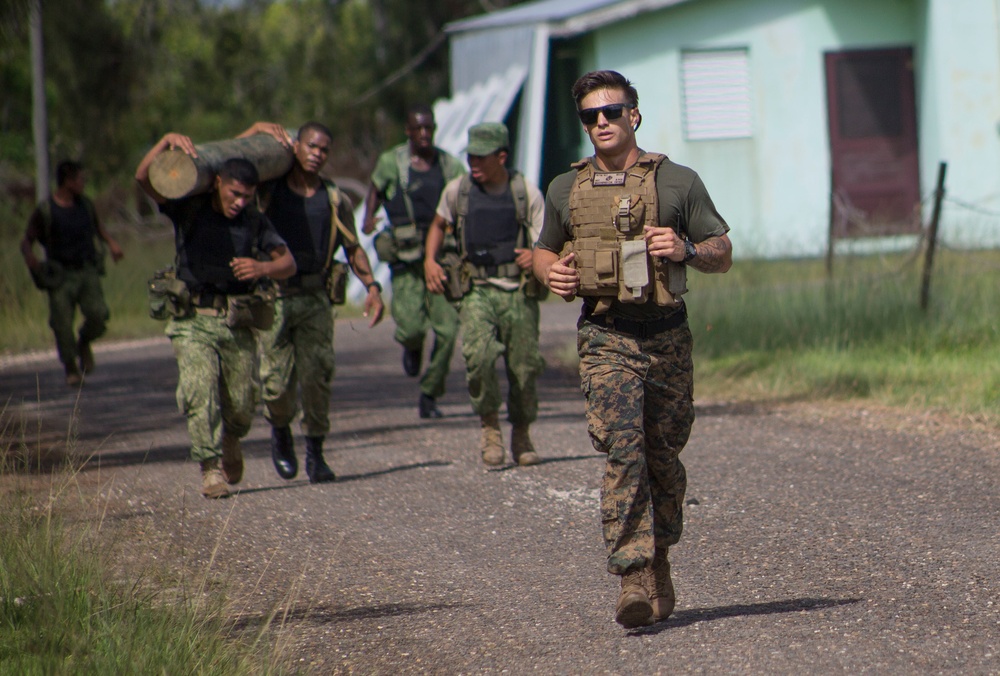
[394,144,419,227]
[455,173,472,259]
[322,180,357,273]
[438,149,466,182]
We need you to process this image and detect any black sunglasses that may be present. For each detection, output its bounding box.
[577,103,635,125]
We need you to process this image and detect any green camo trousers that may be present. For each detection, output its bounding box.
[166,314,258,462]
[258,291,336,436]
[390,264,459,398]
[47,264,109,368]
[459,285,544,423]
[577,320,694,575]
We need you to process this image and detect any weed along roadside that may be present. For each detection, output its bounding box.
[1,254,999,671]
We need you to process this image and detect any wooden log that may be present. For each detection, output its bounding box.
[148,134,294,199]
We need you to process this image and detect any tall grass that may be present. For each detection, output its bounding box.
[0,194,178,355]
[0,408,284,674]
[687,248,1000,422]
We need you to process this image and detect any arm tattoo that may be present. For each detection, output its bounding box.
[688,236,732,273]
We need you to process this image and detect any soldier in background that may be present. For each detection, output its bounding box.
[424,123,546,467]
[21,160,124,386]
[534,70,733,628]
[135,133,296,499]
[238,121,384,484]
[363,105,465,419]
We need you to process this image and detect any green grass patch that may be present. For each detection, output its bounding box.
[0,412,284,674]
[686,248,1000,423]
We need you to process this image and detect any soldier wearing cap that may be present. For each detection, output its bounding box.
[424,122,546,467]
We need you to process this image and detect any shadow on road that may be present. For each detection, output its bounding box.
[630,596,863,635]
[228,600,468,631]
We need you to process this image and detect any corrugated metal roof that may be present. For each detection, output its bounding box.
[447,0,622,34]
[447,0,695,36]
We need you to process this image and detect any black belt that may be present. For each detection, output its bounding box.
[582,305,687,339]
[191,292,227,309]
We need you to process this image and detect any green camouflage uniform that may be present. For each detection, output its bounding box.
[390,267,458,399]
[159,194,287,463]
[538,157,730,575]
[28,197,109,370]
[459,285,544,422]
[436,171,547,422]
[166,314,258,462]
[370,143,464,398]
[257,179,358,436]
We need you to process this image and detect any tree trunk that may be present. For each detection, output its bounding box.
[148,135,293,199]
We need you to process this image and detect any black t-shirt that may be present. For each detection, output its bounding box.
[384,159,446,229]
[42,198,97,266]
[263,178,332,276]
[160,194,286,296]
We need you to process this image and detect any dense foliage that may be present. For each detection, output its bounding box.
[0,0,526,195]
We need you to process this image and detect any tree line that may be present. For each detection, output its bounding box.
[0,0,526,198]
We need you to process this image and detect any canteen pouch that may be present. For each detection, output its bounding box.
[226,283,275,330]
[373,227,399,264]
[147,266,190,320]
[439,251,472,302]
[326,261,349,305]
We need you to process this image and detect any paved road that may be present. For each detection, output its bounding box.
[2,301,998,674]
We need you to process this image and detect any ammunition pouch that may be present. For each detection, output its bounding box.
[147,266,191,320]
[326,262,349,305]
[439,251,472,302]
[561,240,683,310]
[374,223,424,265]
[522,274,550,301]
[30,260,65,291]
[226,282,276,330]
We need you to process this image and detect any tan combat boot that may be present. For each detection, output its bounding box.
[200,459,230,499]
[220,431,243,485]
[648,547,676,622]
[480,412,505,466]
[615,567,654,628]
[511,424,540,466]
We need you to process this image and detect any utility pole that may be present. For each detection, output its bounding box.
[30,0,48,202]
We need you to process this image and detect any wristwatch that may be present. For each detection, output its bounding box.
[683,240,697,263]
[366,281,382,293]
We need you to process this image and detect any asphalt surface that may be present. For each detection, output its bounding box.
[1,300,998,674]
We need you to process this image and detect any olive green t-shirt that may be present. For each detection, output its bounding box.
[537,155,729,320]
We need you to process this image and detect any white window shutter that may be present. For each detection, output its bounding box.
[681,49,752,141]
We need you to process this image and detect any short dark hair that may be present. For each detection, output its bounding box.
[407,104,434,123]
[571,70,639,109]
[218,158,259,187]
[297,121,333,142]
[56,160,83,187]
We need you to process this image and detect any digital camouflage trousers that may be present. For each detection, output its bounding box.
[47,264,109,368]
[390,264,459,398]
[258,291,336,437]
[577,319,695,576]
[166,314,258,462]
[459,285,545,423]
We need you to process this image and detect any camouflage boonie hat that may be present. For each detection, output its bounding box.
[464,122,509,156]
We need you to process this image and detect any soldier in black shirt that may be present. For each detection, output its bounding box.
[21,160,124,386]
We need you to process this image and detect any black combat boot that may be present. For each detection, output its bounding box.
[305,436,336,484]
[418,392,442,419]
[270,426,298,480]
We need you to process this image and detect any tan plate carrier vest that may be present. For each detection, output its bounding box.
[563,152,688,315]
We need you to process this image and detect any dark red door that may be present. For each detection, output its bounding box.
[825,48,920,238]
